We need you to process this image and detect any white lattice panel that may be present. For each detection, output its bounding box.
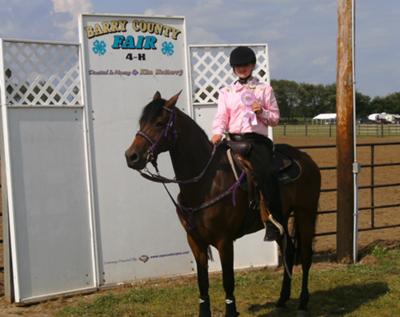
[189,44,269,105]
[2,41,82,106]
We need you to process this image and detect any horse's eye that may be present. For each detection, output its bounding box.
[155,121,164,128]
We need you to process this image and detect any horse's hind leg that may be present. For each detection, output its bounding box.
[217,240,239,317]
[277,233,296,308]
[295,208,316,312]
[187,235,211,317]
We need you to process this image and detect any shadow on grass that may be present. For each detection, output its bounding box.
[247,282,389,316]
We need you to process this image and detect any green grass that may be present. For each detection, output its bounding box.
[56,247,400,317]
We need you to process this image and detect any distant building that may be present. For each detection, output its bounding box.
[367,113,400,124]
[312,113,336,124]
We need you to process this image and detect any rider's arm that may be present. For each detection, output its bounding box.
[257,86,280,127]
[211,88,230,139]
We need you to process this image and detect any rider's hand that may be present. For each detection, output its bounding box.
[252,101,263,115]
[211,134,223,144]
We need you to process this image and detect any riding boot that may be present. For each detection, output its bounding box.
[262,174,285,242]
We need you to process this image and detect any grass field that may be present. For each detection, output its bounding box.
[0,244,398,316]
[37,243,400,317]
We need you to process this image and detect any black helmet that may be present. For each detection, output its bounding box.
[229,46,256,67]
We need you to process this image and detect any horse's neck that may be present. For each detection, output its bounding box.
[169,112,212,185]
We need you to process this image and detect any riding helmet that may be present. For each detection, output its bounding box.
[229,46,257,67]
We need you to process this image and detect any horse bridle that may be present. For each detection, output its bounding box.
[135,105,177,165]
[134,105,245,214]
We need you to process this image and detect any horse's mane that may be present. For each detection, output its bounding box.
[176,109,211,145]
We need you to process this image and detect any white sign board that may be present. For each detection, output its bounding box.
[79,14,193,285]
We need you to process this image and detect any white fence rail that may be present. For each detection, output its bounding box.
[0,39,96,303]
[2,40,82,106]
[190,44,270,105]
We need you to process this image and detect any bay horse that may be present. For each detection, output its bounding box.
[125,91,321,317]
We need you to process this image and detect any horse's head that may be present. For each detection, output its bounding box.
[125,91,181,170]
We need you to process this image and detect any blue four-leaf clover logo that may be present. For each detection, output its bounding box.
[161,41,174,56]
[92,40,107,56]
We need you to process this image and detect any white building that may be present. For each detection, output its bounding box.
[312,113,337,124]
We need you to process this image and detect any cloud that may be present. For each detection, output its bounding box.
[51,0,93,40]
[189,26,223,44]
[0,0,52,39]
[142,1,295,44]
[0,0,92,41]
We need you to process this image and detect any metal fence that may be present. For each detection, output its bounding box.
[275,123,400,137]
[299,141,400,237]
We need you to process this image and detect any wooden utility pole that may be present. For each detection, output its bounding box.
[336,0,355,263]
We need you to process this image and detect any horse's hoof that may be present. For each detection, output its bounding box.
[225,308,239,317]
[225,298,239,317]
[199,311,211,317]
[276,299,287,309]
[199,301,211,317]
[225,313,239,317]
[296,309,309,317]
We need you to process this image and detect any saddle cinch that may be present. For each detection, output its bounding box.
[226,140,302,184]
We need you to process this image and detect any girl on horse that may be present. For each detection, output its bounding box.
[211,46,284,241]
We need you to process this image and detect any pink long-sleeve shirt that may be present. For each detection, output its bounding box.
[212,77,280,137]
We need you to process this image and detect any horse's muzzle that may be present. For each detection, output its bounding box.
[125,149,146,170]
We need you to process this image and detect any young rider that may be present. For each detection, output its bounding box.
[211,46,284,241]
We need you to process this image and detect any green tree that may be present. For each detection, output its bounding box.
[355,91,372,117]
[377,92,400,114]
[271,79,398,120]
[271,79,301,120]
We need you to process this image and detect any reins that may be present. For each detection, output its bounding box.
[154,161,245,213]
[139,144,218,184]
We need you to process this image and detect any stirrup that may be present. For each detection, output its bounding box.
[268,214,284,236]
[262,211,285,241]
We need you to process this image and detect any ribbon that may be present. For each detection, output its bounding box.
[241,90,258,128]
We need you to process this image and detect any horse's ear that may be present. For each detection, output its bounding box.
[153,91,162,100]
[165,90,182,108]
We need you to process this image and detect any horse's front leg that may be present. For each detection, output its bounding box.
[187,234,211,317]
[217,240,239,317]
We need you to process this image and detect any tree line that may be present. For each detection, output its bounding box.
[271,79,400,121]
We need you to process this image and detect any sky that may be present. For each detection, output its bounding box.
[0,0,399,97]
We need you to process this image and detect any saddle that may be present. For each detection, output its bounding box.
[226,140,302,184]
